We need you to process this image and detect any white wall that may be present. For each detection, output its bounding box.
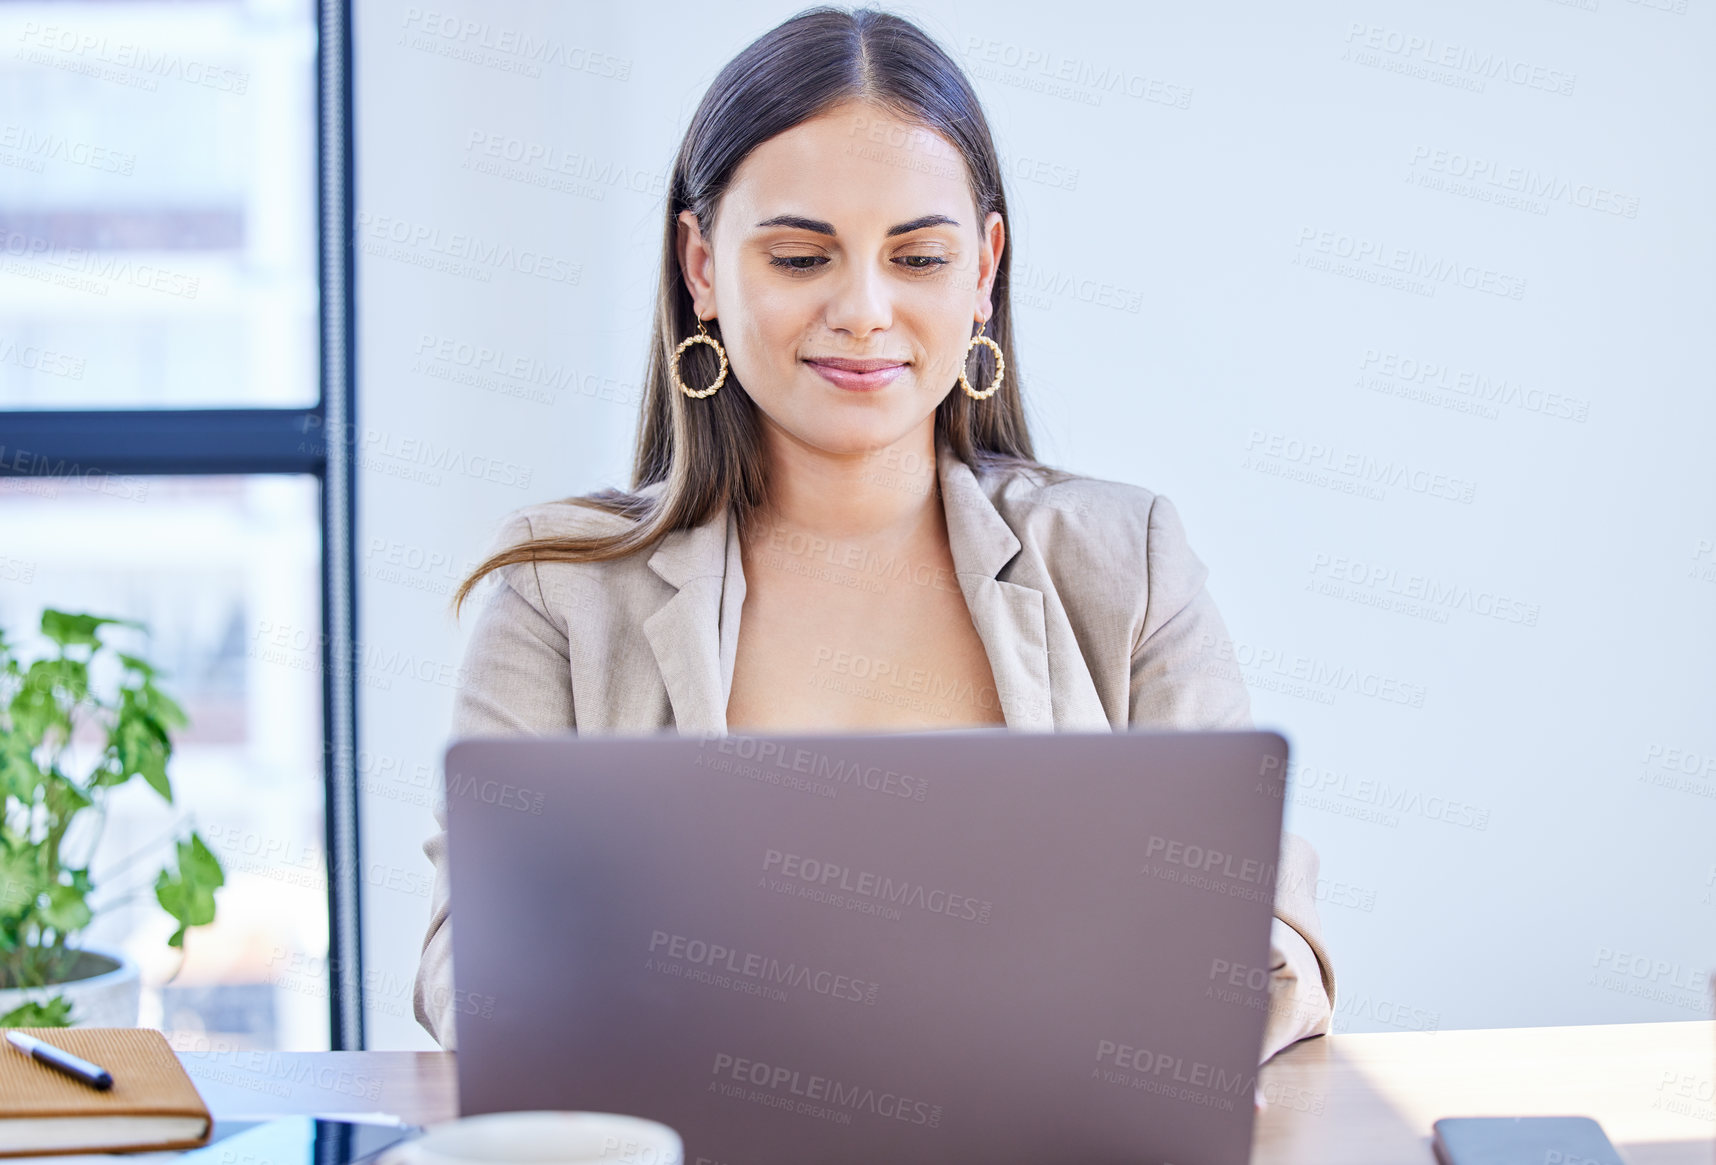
[354,0,1716,1048]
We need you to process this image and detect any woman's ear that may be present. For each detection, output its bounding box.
[677,209,717,317]
[975,210,1005,322]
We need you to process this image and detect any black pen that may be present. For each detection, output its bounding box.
[4,1030,114,1090]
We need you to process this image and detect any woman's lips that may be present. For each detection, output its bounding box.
[804,358,907,392]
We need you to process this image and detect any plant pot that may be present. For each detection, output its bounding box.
[0,946,142,1028]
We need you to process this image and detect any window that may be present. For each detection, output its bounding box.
[0,1,360,1049]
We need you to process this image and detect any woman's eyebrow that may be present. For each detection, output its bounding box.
[752,213,960,237]
[886,213,960,236]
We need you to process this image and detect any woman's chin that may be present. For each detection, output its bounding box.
[770,415,930,460]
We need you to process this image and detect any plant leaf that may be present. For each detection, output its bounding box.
[114,711,171,801]
[40,881,90,934]
[115,652,157,678]
[0,996,73,1027]
[137,749,172,802]
[0,736,45,803]
[40,611,114,650]
[155,847,217,950]
[154,868,188,948]
[9,661,68,744]
[42,771,92,818]
[48,657,89,706]
[0,848,39,916]
[4,610,202,968]
[137,684,188,732]
[182,833,225,889]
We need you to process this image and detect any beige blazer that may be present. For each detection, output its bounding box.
[413,442,1337,1058]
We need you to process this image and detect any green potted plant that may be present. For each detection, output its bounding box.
[0,609,225,1027]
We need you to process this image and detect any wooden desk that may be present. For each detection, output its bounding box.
[1251,1021,1713,1164]
[177,1020,1715,1164]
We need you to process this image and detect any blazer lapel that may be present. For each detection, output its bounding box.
[936,444,1055,731]
[642,506,731,735]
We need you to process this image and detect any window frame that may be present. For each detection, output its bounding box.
[0,0,363,1050]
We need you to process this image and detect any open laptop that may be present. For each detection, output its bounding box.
[443,726,1290,1165]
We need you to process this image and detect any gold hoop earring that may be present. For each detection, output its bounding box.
[672,317,728,399]
[959,320,1005,401]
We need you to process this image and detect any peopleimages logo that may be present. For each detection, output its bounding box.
[1197,631,1429,709]
[0,124,135,175]
[445,773,544,815]
[1244,428,1477,505]
[698,732,929,801]
[1309,551,1542,627]
[1342,23,1576,96]
[1143,836,1274,886]
[1275,756,1493,831]
[1359,349,1590,422]
[709,1052,944,1128]
[355,210,581,286]
[398,8,632,80]
[962,36,1193,109]
[0,337,85,380]
[647,930,880,1006]
[1293,226,1526,301]
[298,416,534,490]
[16,22,251,93]
[0,228,200,299]
[1406,146,1637,219]
[762,849,992,923]
[1092,1039,1252,1111]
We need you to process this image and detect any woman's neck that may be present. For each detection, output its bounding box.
[753,420,944,547]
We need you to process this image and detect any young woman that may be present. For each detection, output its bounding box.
[413,6,1336,1064]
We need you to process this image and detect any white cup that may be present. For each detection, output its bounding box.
[385,1111,684,1165]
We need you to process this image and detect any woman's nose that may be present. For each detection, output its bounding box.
[822,260,893,342]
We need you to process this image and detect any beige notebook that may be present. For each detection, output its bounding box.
[0,1027,211,1156]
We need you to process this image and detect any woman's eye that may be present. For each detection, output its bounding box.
[769,255,826,271]
[766,254,947,274]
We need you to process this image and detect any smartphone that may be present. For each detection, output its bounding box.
[177,1116,422,1165]
[1431,1115,1624,1165]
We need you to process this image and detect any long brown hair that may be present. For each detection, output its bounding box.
[450,5,1065,617]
